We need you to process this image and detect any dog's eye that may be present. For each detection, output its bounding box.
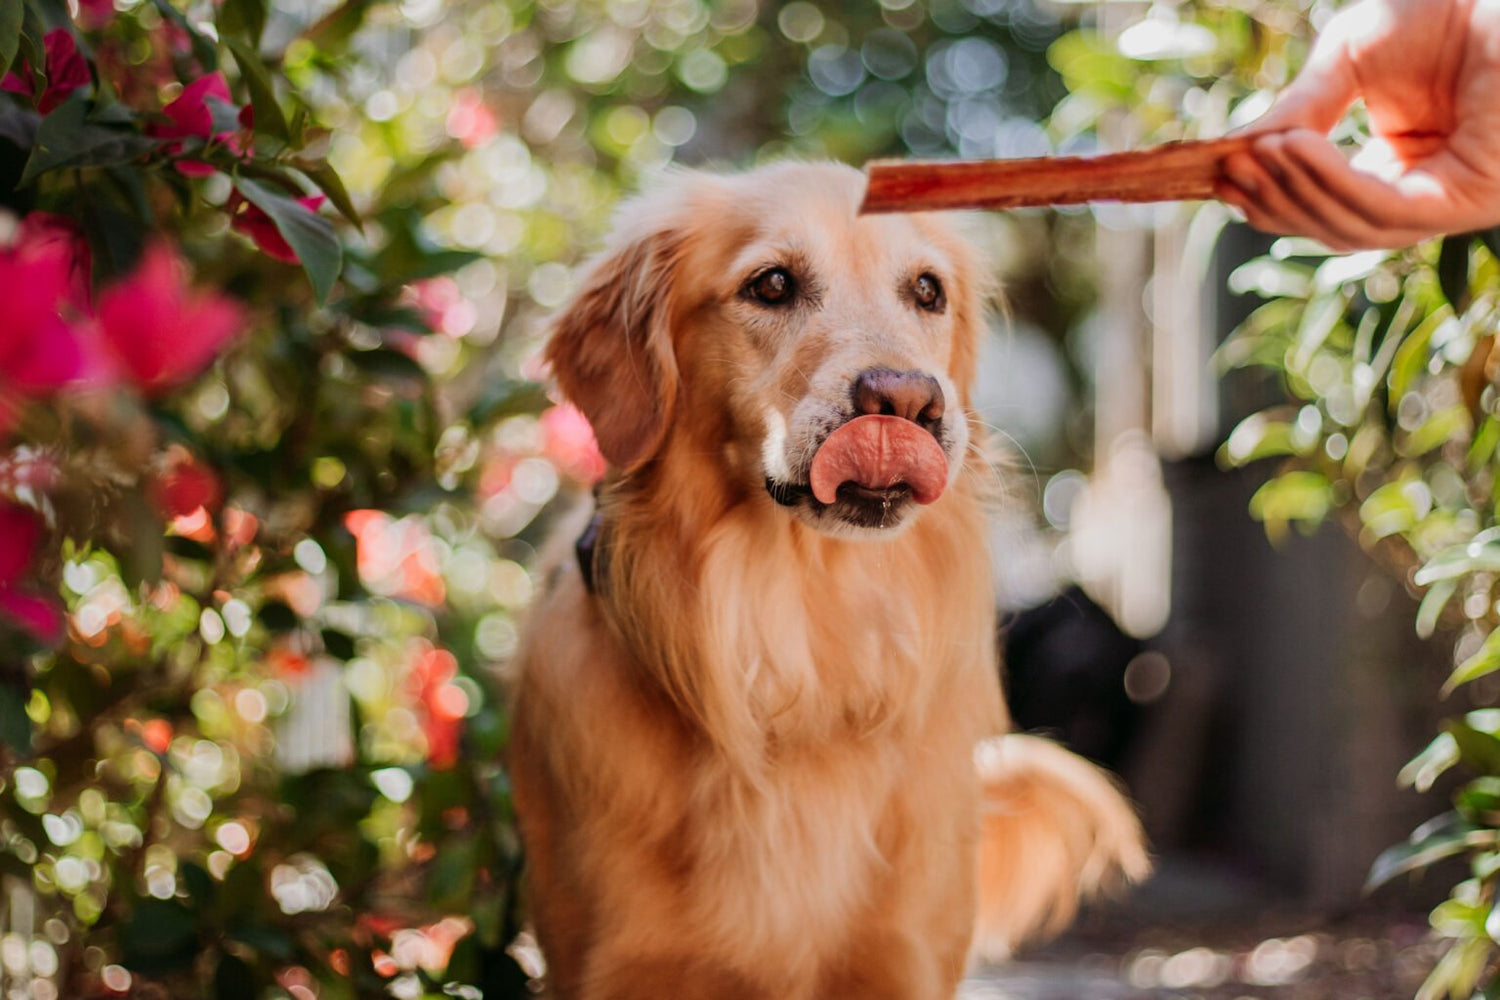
[913,273,945,313]
[747,268,796,306]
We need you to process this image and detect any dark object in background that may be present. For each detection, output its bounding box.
[1002,585,1144,770]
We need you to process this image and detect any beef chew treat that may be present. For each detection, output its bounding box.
[859,135,1255,214]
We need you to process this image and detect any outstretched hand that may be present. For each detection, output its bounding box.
[1216,0,1500,250]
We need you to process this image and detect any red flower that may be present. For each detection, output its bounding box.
[0,504,62,643]
[151,450,222,519]
[540,404,606,484]
[17,212,92,311]
[230,194,325,264]
[1,30,90,114]
[0,238,90,433]
[94,244,244,393]
[150,74,249,175]
[406,646,466,769]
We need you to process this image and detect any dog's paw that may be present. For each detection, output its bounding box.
[969,734,1151,962]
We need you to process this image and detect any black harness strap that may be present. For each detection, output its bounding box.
[575,509,604,594]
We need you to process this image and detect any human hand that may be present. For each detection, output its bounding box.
[1215,0,1500,250]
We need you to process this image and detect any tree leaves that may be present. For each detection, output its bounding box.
[0,0,23,81]
[18,94,159,187]
[225,38,289,142]
[1366,811,1490,892]
[234,175,342,304]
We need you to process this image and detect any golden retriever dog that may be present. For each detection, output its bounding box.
[508,161,1149,1000]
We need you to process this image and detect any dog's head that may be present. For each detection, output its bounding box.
[546,162,985,538]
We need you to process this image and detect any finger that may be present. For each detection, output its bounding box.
[1274,131,1463,243]
[1242,9,1364,135]
[1217,149,1350,246]
[1253,135,1399,249]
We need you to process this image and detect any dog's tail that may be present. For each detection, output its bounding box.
[970,733,1150,962]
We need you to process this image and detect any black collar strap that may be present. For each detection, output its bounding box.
[575,509,603,594]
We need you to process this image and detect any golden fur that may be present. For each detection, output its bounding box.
[508,162,1149,1000]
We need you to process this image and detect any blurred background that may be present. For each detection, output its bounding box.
[4,0,1498,997]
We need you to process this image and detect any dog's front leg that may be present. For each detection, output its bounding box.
[578,954,775,1000]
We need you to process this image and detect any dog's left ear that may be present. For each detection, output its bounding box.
[545,227,682,472]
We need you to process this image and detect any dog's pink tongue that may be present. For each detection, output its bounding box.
[809,415,948,506]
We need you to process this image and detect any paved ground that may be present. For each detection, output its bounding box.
[958,859,1443,1000]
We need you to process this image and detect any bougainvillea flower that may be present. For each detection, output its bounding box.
[17,212,93,311]
[0,503,62,642]
[156,74,232,140]
[150,73,250,175]
[229,194,324,264]
[344,510,446,606]
[406,645,465,769]
[445,88,498,149]
[150,449,222,519]
[0,242,90,432]
[1,29,90,114]
[540,404,606,484]
[94,243,244,393]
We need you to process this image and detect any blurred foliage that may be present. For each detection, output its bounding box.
[0,0,1106,997]
[1043,0,1500,996]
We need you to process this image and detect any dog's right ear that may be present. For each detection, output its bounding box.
[544,229,681,472]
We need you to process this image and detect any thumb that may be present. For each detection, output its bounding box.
[1244,25,1361,135]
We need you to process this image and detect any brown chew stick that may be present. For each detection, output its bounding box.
[859,135,1254,214]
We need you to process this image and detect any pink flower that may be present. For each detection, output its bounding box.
[17,212,92,311]
[445,89,497,149]
[150,74,249,176]
[230,194,324,264]
[94,244,244,393]
[0,504,62,643]
[0,241,89,433]
[1,30,90,114]
[540,404,606,484]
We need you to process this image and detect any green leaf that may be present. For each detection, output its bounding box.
[321,628,355,660]
[1438,234,1473,312]
[225,37,289,142]
[1367,812,1488,892]
[1417,938,1493,1000]
[1444,630,1500,697]
[217,0,268,47]
[1401,731,1460,792]
[1291,292,1347,371]
[1417,580,1458,640]
[471,380,551,427]
[301,0,385,52]
[151,0,217,71]
[18,95,159,187]
[1359,479,1432,539]
[234,176,342,304]
[0,0,22,81]
[346,347,427,382]
[293,158,362,230]
[1248,471,1333,540]
[121,898,200,974]
[1399,404,1471,458]
[1218,414,1297,467]
[213,952,259,1000]
[1390,309,1448,409]
[1457,776,1500,821]
[0,683,32,755]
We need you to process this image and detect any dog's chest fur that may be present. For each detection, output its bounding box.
[512,487,1001,987]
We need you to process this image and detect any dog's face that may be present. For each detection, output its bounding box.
[546,162,984,538]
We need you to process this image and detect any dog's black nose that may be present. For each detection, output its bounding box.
[853,368,945,430]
